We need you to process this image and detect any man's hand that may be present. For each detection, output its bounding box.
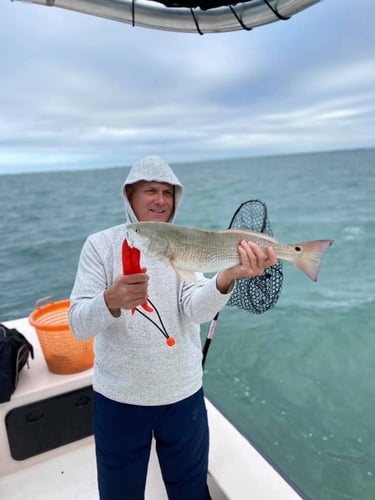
[104,273,149,315]
[216,241,278,294]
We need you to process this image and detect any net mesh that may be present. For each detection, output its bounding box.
[227,200,283,314]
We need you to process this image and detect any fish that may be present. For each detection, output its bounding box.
[126,222,333,282]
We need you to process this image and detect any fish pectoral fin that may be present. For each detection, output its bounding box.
[176,268,198,283]
[168,258,198,283]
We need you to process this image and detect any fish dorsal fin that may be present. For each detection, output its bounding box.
[224,228,279,244]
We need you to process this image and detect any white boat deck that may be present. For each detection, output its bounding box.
[0,318,302,499]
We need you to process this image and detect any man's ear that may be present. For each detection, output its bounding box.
[125,185,134,201]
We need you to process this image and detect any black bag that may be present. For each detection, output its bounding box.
[0,324,34,403]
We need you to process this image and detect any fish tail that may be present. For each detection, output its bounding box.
[290,240,333,281]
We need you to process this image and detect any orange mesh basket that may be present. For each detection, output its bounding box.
[29,297,94,375]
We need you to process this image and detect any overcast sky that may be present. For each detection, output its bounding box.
[1,0,374,174]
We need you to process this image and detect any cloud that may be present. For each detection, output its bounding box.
[0,0,374,173]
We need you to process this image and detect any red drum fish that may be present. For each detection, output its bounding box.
[127,222,333,282]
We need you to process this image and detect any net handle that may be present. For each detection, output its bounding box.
[202,199,267,368]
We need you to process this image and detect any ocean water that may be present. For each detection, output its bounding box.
[1,148,374,499]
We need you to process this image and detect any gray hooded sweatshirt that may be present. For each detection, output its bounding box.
[69,156,231,405]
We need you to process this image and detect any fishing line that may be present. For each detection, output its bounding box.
[202,199,283,368]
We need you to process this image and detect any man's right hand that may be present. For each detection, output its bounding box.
[104,273,150,315]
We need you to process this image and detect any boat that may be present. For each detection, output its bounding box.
[0,316,302,499]
[3,2,319,497]
[14,0,320,34]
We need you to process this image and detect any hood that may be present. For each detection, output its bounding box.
[123,156,184,223]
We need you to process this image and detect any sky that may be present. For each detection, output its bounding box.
[1,0,374,174]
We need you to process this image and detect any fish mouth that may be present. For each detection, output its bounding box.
[126,225,137,247]
[127,225,148,253]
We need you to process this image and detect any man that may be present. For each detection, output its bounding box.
[69,156,277,500]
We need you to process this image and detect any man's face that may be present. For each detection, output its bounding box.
[127,181,175,222]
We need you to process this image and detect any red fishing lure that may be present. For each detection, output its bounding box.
[122,239,175,347]
[122,239,154,315]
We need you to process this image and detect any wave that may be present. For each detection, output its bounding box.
[278,291,375,311]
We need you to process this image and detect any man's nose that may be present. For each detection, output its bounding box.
[155,192,166,204]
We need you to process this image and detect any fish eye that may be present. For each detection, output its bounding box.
[294,246,302,252]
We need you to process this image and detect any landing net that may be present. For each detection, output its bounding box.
[227,200,283,314]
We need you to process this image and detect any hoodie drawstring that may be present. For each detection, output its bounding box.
[135,299,175,347]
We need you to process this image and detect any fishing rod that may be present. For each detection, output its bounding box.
[202,199,283,368]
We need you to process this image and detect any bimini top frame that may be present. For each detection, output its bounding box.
[13,0,321,35]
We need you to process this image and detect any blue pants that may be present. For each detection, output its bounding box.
[94,388,211,500]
